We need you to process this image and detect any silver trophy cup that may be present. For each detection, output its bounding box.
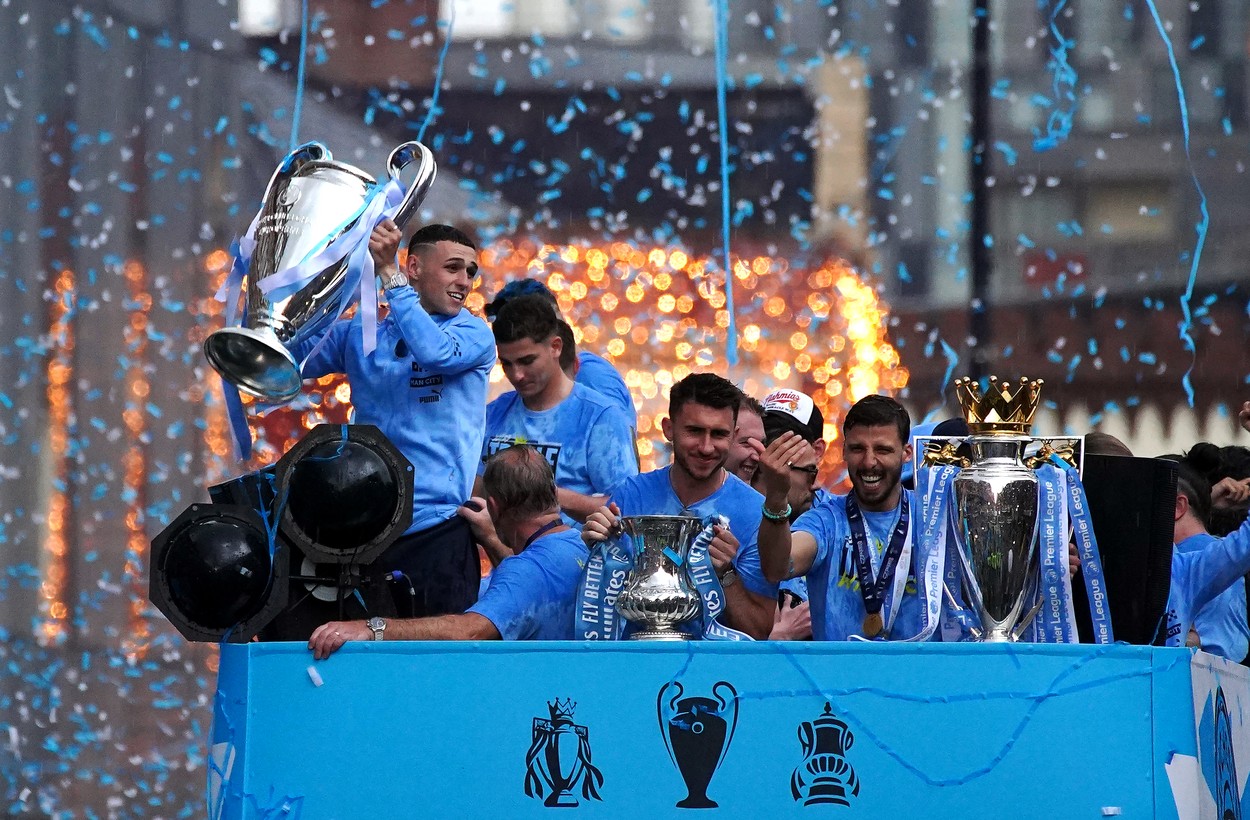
[204,141,437,402]
[614,515,703,641]
[950,435,1042,642]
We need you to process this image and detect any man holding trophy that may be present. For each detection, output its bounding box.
[755,395,944,642]
[295,219,496,617]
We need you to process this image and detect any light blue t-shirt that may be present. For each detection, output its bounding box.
[1166,517,1250,649]
[1176,533,1249,661]
[297,286,496,534]
[608,467,777,601]
[480,382,638,498]
[468,528,588,640]
[577,351,636,427]
[793,491,928,642]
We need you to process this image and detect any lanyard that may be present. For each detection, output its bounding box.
[846,493,910,618]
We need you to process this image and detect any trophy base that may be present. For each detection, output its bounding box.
[629,629,693,641]
[204,327,303,403]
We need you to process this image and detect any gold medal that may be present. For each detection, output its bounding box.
[862,612,884,638]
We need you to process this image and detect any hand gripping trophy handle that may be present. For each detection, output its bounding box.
[204,140,438,403]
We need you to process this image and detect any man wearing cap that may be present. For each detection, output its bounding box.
[486,278,637,428]
[757,388,834,519]
[297,221,494,617]
[754,394,941,642]
[480,294,638,535]
[309,445,589,658]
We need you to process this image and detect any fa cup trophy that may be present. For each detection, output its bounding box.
[204,141,436,402]
[614,515,703,640]
[949,376,1046,642]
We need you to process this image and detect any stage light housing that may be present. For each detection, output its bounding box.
[148,503,289,643]
[273,423,414,566]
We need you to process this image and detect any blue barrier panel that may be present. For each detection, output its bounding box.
[211,642,1203,818]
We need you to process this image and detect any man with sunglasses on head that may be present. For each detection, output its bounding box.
[296,220,495,618]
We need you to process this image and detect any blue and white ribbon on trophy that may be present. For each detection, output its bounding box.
[904,464,955,643]
[929,457,1113,644]
[575,515,752,642]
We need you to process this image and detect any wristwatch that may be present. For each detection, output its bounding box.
[718,566,739,589]
[366,617,387,641]
[382,270,409,290]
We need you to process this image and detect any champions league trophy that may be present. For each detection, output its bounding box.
[657,681,739,809]
[204,141,437,402]
[614,515,703,640]
[948,376,1047,642]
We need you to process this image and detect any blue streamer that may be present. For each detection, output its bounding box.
[712,0,738,367]
[1032,0,1077,152]
[289,0,310,151]
[1143,0,1207,407]
[418,3,456,144]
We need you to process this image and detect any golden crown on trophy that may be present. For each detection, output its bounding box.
[954,376,1044,435]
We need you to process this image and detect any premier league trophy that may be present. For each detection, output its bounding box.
[204,141,436,402]
[948,376,1046,642]
[614,515,703,640]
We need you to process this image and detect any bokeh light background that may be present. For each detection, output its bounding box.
[2,0,1249,814]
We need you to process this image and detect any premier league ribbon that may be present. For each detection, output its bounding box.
[1059,460,1114,644]
[911,464,958,643]
[1035,464,1075,643]
[845,493,911,639]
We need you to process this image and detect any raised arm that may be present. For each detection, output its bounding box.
[751,433,818,583]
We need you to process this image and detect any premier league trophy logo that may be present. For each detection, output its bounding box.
[523,698,604,808]
[204,140,436,402]
[790,703,860,807]
[657,680,739,809]
[615,515,703,640]
[948,376,1046,641]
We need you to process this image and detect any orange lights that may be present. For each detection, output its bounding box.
[121,259,153,662]
[201,242,905,485]
[40,267,75,646]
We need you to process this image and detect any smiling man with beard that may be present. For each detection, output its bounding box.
[296,220,495,618]
[754,394,939,641]
[580,373,778,639]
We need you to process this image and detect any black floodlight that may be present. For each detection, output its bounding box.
[273,424,413,566]
[148,503,289,643]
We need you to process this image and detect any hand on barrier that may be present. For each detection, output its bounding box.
[309,619,370,660]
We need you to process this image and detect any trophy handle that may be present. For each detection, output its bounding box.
[656,680,684,768]
[264,141,330,202]
[711,681,738,773]
[386,141,438,230]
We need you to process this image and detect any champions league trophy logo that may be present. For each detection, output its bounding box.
[615,515,703,640]
[790,703,860,807]
[948,376,1047,642]
[204,140,436,402]
[657,680,739,809]
[523,698,604,808]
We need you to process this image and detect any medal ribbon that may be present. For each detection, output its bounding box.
[846,492,910,635]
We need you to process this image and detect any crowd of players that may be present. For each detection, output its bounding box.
[300,220,1250,661]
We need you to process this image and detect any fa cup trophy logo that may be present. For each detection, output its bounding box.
[790,702,860,806]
